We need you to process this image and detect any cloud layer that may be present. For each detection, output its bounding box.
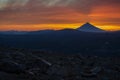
[0,0,29,10]
[0,0,120,31]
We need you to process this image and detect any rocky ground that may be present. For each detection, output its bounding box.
[0,48,120,80]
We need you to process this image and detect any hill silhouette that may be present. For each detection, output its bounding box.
[0,28,120,56]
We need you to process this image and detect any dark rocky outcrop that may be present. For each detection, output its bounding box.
[0,48,119,80]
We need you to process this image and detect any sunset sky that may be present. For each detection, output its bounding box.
[0,0,120,31]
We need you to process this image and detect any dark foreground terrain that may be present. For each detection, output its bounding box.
[0,48,119,80]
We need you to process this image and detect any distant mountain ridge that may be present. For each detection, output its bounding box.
[0,30,27,34]
[0,23,119,35]
[0,24,120,55]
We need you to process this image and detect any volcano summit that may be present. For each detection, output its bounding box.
[77,23,105,32]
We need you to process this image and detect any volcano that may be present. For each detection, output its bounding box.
[77,22,105,32]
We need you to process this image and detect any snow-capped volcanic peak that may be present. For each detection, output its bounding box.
[77,22,105,32]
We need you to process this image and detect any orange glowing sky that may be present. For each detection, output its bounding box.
[0,0,120,31]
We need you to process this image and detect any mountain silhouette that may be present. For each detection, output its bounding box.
[77,22,105,32]
[0,30,27,34]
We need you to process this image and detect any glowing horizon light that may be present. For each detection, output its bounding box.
[0,23,120,31]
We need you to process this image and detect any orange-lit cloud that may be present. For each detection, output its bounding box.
[0,0,120,31]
